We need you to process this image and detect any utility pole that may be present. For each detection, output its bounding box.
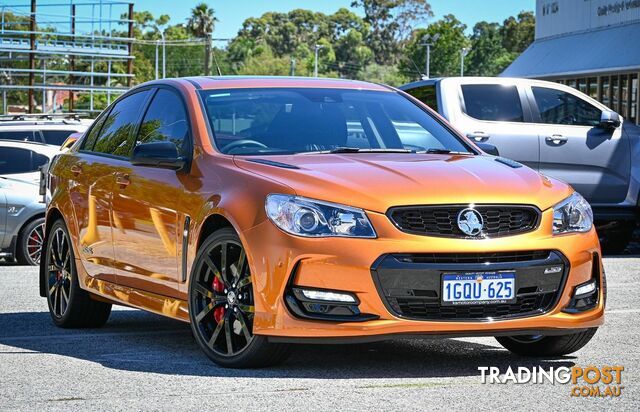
[419,33,440,79]
[69,3,75,111]
[313,44,324,77]
[126,3,133,88]
[460,47,470,77]
[204,34,212,76]
[28,0,36,113]
[155,40,159,79]
[290,57,296,76]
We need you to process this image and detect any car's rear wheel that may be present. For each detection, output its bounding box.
[599,223,635,255]
[496,328,598,357]
[45,219,112,328]
[189,227,290,368]
[17,217,45,266]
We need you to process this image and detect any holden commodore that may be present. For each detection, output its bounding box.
[41,77,604,368]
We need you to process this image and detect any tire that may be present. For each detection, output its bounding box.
[44,219,112,328]
[600,224,635,255]
[496,328,598,357]
[188,227,290,368]
[17,217,45,266]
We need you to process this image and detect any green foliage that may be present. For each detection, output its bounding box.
[403,14,469,78]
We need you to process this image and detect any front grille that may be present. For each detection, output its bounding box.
[391,291,556,320]
[371,251,567,321]
[388,205,540,238]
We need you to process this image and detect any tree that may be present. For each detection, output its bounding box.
[403,14,469,79]
[465,21,512,76]
[500,11,535,53]
[186,3,218,37]
[351,0,433,64]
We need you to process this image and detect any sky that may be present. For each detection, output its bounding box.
[130,0,535,40]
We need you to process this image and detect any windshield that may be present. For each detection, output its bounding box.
[200,88,473,155]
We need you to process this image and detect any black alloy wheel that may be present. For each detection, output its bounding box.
[189,228,290,368]
[44,219,112,328]
[47,226,72,318]
[18,218,45,266]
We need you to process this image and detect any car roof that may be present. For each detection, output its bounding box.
[145,76,393,92]
[0,121,91,129]
[0,139,60,157]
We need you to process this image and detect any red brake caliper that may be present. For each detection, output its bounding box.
[212,276,225,323]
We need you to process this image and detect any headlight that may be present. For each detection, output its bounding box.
[552,192,593,234]
[265,194,376,238]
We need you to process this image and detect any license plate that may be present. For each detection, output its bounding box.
[442,272,515,305]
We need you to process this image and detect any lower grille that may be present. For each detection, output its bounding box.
[391,291,557,320]
[372,251,567,321]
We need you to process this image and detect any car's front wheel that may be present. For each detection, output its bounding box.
[496,328,598,357]
[188,227,290,368]
[44,219,112,328]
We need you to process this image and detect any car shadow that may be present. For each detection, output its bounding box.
[0,310,576,378]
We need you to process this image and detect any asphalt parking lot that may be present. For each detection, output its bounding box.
[0,259,637,411]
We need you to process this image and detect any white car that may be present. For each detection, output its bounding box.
[0,115,92,146]
[0,140,59,184]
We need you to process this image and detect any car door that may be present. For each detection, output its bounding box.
[111,87,191,295]
[68,90,152,282]
[528,85,630,204]
[454,83,540,170]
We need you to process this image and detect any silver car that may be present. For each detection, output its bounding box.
[401,77,640,253]
[0,176,45,265]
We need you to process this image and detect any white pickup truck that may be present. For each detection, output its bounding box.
[401,77,640,253]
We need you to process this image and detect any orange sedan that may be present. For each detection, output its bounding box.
[40,77,604,368]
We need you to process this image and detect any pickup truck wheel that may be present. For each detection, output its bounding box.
[600,224,635,255]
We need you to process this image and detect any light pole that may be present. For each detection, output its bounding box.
[419,33,440,78]
[460,47,470,77]
[148,24,166,79]
[313,44,324,77]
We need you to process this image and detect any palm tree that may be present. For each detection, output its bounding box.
[187,3,218,38]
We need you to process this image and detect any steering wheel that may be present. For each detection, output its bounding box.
[224,139,268,154]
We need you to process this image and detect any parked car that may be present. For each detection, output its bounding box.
[0,176,45,265]
[0,114,92,146]
[400,77,640,253]
[0,140,59,184]
[41,77,603,368]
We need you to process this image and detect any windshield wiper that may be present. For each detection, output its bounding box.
[423,148,474,155]
[310,147,415,154]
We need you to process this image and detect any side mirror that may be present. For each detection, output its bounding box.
[476,142,500,156]
[599,110,621,129]
[131,141,186,170]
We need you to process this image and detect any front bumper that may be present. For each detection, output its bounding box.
[242,208,604,340]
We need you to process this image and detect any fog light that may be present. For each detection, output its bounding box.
[574,279,596,297]
[300,289,356,303]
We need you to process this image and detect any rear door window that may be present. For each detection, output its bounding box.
[531,86,601,126]
[91,90,151,157]
[0,130,38,142]
[461,84,524,122]
[0,147,48,174]
[41,130,78,146]
[405,85,438,112]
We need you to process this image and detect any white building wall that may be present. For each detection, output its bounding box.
[537,0,640,39]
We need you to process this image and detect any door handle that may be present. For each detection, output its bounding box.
[115,173,130,188]
[545,135,568,145]
[466,132,490,142]
[70,164,82,176]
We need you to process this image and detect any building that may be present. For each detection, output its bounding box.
[502,0,640,125]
